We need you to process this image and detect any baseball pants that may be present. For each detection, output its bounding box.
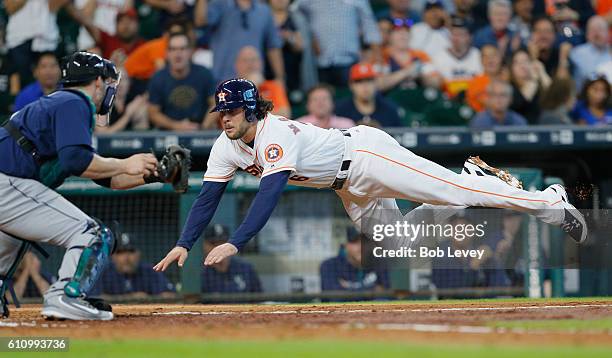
[0,172,99,300]
[336,126,564,232]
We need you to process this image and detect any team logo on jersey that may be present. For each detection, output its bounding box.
[264,144,283,162]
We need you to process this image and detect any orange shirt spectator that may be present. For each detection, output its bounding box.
[124,36,168,81]
[597,0,612,14]
[466,45,506,112]
[259,80,290,115]
[466,75,491,113]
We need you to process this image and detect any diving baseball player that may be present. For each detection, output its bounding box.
[154,78,587,272]
[0,52,188,320]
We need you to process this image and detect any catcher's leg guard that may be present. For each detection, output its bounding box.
[63,221,116,298]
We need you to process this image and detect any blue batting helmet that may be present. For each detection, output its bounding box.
[210,78,259,121]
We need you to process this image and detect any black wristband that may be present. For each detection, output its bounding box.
[143,174,163,184]
[93,177,112,188]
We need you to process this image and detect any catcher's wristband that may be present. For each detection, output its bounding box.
[143,174,164,184]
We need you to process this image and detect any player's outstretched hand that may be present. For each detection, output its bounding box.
[204,243,238,266]
[153,246,188,272]
[123,153,158,177]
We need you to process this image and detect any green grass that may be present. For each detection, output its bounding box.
[491,317,612,332]
[9,339,612,358]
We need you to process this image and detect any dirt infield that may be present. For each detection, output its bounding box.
[2,300,612,346]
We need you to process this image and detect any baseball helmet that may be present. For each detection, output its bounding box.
[210,78,258,121]
[60,51,119,85]
[60,51,121,116]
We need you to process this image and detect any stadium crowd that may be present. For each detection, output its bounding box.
[0,0,610,130]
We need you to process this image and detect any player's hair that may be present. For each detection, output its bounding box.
[254,96,274,121]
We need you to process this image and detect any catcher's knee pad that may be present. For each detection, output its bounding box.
[64,220,116,298]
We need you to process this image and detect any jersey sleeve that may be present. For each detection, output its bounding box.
[203,135,238,182]
[54,99,94,151]
[258,120,300,178]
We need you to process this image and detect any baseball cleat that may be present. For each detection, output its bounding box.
[462,156,523,189]
[42,295,114,321]
[547,184,588,244]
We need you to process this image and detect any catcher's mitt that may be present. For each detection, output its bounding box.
[146,145,192,193]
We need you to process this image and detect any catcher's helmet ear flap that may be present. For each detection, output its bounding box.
[98,72,121,116]
[210,78,259,122]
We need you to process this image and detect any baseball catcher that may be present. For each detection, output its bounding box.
[0,52,161,320]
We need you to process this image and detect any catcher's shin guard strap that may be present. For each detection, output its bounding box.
[64,223,115,298]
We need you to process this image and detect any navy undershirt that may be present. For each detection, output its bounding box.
[176,170,290,251]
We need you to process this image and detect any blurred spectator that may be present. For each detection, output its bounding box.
[450,0,478,32]
[431,16,482,98]
[594,0,612,30]
[296,84,355,129]
[509,49,551,124]
[466,45,507,113]
[94,233,175,297]
[335,63,403,127]
[147,32,215,131]
[320,227,389,293]
[536,0,595,29]
[431,216,510,290]
[294,0,381,87]
[233,46,291,119]
[13,52,59,111]
[378,25,440,92]
[409,0,451,58]
[470,79,528,128]
[267,0,303,94]
[82,8,145,63]
[11,252,52,300]
[538,76,576,125]
[124,18,191,90]
[528,16,571,78]
[194,0,284,83]
[0,30,20,116]
[5,0,64,88]
[598,60,612,84]
[473,0,521,57]
[144,0,194,30]
[376,0,421,25]
[95,93,149,133]
[510,0,534,43]
[572,76,612,126]
[74,0,131,50]
[201,224,262,295]
[569,16,611,91]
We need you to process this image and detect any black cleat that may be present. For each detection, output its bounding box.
[549,184,588,244]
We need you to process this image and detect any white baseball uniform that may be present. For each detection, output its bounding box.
[204,114,565,231]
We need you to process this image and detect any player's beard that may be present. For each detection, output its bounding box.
[226,120,250,140]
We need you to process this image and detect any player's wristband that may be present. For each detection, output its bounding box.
[143,174,164,184]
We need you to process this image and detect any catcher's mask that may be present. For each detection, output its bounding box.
[210,78,258,122]
[60,51,121,125]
